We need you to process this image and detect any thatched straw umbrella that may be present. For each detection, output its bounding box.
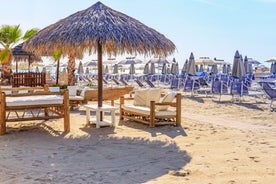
[12,43,42,72]
[23,2,175,110]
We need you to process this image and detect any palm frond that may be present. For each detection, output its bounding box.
[23,28,39,40]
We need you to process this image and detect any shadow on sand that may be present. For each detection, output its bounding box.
[1,120,190,184]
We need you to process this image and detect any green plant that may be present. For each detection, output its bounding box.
[88,82,95,87]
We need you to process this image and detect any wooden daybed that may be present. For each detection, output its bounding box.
[83,86,134,105]
[120,89,181,127]
[0,86,70,135]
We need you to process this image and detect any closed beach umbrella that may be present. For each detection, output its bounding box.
[105,65,109,74]
[232,50,245,78]
[244,56,249,73]
[77,61,84,75]
[248,63,253,74]
[270,63,274,73]
[167,66,171,74]
[129,63,135,75]
[23,2,175,109]
[176,62,179,74]
[222,64,227,73]
[227,64,231,74]
[199,64,204,72]
[85,67,89,74]
[211,65,218,74]
[143,63,149,74]
[161,63,167,74]
[181,59,188,74]
[270,62,276,74]
[149,62,156,74]
[187,52,196,76]
[273,62,276,74]
[171,62,178,75]
[113,64,119,74]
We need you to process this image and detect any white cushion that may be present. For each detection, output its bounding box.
[49,87,60,92]
[157,91,177,111]
[6,95,63,107]
[80,87,90,97]
[122,104,176,117]
[69,95,84,101]
[146,88,161,107]
[67,86,78,96]
[133,89,149,106]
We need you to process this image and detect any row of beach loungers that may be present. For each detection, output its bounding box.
[74,72,276,104]
[24,70,276,111]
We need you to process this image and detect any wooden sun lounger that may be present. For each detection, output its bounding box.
[120,92,181,127]
[0,86,70,135]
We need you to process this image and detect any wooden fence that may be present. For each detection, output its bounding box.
[12,72,46,87]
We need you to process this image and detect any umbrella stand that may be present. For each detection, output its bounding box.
[97,41,103,120]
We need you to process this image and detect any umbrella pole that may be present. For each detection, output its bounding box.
[97,41,103,120]
[56,59,60,85]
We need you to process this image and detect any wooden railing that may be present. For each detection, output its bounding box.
[11,72,46,87]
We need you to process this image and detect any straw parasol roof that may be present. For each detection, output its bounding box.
[23,1,175,109]
[12,43,42,72]
[12,43,41,62]
[118,57,143,65]
[23,2,175,57]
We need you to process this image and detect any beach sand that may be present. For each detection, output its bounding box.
[0,93,275,184]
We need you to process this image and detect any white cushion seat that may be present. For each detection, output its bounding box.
[48,87,60,92]
[6,95,63,107]
[69,95,84,101]
[122,104,176,117]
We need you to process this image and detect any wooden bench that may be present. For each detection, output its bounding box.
[120,89,181,127]
[0,86,70,135]
[83,86,134,106]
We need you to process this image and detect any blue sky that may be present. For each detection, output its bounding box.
[1,0,276,66]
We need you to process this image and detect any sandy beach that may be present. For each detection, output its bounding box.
[0,92,275,184]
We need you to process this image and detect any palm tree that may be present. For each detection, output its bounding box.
[0,25,38,85]
[52,50,62,85]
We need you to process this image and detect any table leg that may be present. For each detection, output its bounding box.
[86,108,90,125]
[111,110,115,127]
[96,110,101,128]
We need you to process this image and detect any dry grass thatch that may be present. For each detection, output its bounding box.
[12,43,42,62]
[23,2,176,58]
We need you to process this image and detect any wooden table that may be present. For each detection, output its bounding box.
[84,104,118,128]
